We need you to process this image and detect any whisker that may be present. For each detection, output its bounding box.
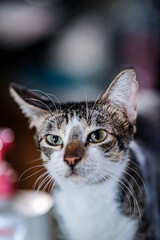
[18,165,44,183]
[33,171,48,190]
[25,98,53,116]
[19,168,44,182]
[82,88,89,122]
[91,89,105,111]
[118,182,132,215]
[41,177,53,193]
[98,172,132,215]
[48,179,55,195]
[26,156,42,164]
[90,84,109,122]
[36,174,51,194]
[30,89,59,116]
[129,159,142,170]
[125,165,147,193]
[123,169,144,197]
[94,161,141,222]
[48,93,62,119]
[104,166,142,223]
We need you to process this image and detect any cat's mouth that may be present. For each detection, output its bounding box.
[69,173,79,177]
[65,171,83,184]
[65,171,80,178]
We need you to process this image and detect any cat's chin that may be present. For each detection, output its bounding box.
[67,173,84,185]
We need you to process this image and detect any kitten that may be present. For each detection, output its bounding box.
[10,69,160,240]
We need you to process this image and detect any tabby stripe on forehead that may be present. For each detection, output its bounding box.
[64,111,69,124]
[46,123,53,131]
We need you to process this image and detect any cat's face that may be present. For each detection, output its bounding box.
[10,69,138,187]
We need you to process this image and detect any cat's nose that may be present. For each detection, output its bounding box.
[64,141,85,168]
[64,156,82,167]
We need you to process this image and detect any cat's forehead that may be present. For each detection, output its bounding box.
[53,102,90,126]
[40,101,119,136]
[65,115,86,141]
[38,99,133,149]
[60,102,91,119]
[45,111,89,136]
[41,102,98,136]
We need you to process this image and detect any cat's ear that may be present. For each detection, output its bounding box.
[10,83,52,128]
[100,69,139,123]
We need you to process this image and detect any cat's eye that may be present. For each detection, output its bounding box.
[88,130,107,143]
[45,134,63,146]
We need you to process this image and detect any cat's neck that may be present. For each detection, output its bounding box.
[56,179,117,204]
[54,152,128,214]
[54,171,138,240]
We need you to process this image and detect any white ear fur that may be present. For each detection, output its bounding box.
[101,69,139,123]
[10,86,47,128]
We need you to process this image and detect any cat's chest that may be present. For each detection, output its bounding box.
[54,183,138,240]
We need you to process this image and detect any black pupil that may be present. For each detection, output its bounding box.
[93,131,100,140]
[53,136,58,143]
[88,131,100,142]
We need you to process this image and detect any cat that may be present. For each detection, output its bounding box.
[10,69,160,240]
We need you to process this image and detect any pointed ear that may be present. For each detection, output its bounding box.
[10,83,53,128]
[100,69,139,123]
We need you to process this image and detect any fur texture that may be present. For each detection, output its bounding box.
[10,69,159,240]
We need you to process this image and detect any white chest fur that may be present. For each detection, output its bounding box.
[54,181,138,240]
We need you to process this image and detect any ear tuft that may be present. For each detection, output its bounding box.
[10,83,50,128]
[100,69,139,123]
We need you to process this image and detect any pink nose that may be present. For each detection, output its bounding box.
[64,156,82,167]
[64,141,85,167]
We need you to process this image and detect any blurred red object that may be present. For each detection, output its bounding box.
[0,129,14,162]
[0,129,17,199]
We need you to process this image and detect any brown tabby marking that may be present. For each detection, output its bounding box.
[64,141,86,161]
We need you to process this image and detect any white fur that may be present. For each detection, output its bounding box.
[45,115,126,186]
[10,69,139,240]
[43,116,138,240]
[107,69,138,123]
[10,87,46,128]
[54,180,138,240]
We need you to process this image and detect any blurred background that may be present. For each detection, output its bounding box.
[0,0,160,191]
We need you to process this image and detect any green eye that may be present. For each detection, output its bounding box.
[46,135,63,146]
[88,130,107,143]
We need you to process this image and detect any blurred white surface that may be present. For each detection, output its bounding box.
[0,190,54,240]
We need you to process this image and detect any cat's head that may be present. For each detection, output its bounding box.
[10,69,138,187]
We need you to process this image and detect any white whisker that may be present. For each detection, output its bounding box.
[48,93,62,120]
[18,165,44,183]
[30,89,59,115]
[25,98,53,116]
[126,165,147,193]
[33,171,48,190]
